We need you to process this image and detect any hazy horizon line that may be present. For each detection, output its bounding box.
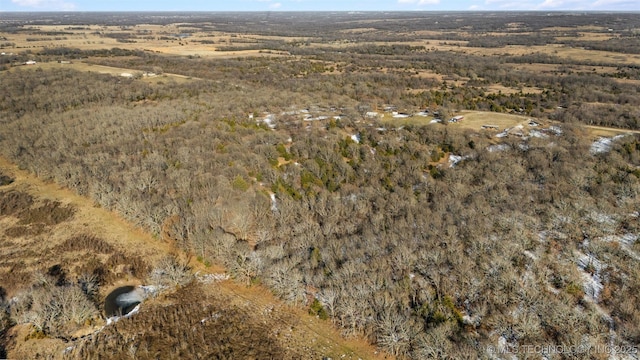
[1,10,638,13]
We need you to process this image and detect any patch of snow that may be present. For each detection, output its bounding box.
[365,111,380,118]
[258,114,276,129]
[523,250,537,261]
[602,234,640,262]
[351,134,360,143]
[576,252,604,300]
[619,233,638,246]
[548,125,563,135]
[495,130,509,138]
[430,118,442,124]
[461,314,480,327]
[392,113,410,118]
[200,312,222,324]
[555,216,574,228]
[449,154,472,167]
[120,72,133,78]
[64,346,74,354]
[577,253,604,273]
[529,130,549,139]
[449,154,463,167]
[538,231,549,242]
[106,304,140,325]
[304,115,329,121]
[270,193,278,211]
[590,135,625,155]
[197,273,230,283]
[487,144,509,152]
[138,285,164,299]
[546,285,560,295]
[125,303,141,317]
[590,212,617,227]
[518,143,529,151]
[538,230,567,242]
[415,111,430,117]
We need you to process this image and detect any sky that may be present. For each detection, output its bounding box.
[0,0,638,12]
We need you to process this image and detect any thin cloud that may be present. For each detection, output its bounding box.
[591,0,640,9]
[398,0,440,5]
[269,2,282,9]
[535,0,588,9]
[11,0,76,10]
[484,0,555,10]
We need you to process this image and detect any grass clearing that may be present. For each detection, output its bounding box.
[382,110,533,130]
[8,61,197,83]
[453,110,533,130]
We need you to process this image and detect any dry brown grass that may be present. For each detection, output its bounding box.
[381,110,532,130]
[381,109,640,140]
[485,84,544,95]
[8,61,197,83]
[5,23,640,70]
[452,110,534,130]
[2,24,293,60]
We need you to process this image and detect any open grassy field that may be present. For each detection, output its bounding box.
[9,61,198,83]
[4,18,640,68]
[383,110,640,140]
[2,23,294,58]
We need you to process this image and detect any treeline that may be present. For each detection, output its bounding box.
[465,33,557,48]
[78,48,640,128]
[1,67,639,358]
[568,37,640,55]
[4,12,640,41]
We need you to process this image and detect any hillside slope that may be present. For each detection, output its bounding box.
[0,156,386,360]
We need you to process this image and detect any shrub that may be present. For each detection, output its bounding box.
[0,173,14,186]
[309,298,328,320]
[9,273,98,337]
[231,175,250,192]
[147,255,192,287]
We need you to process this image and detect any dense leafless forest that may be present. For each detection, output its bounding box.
[1,11,640,359]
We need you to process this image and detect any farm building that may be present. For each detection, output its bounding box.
[448,115,464,123]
